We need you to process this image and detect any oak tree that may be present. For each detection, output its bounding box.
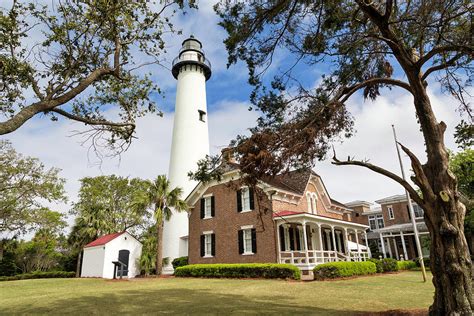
[212,1,473,314]
[0,0,192,154]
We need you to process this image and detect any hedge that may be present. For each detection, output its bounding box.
[367,258,399,273]
[0,271,75,282]
[313,261,376,280]
[397,260,418,270]
[174,263,301,280]
[368,259,384,273]
[172,256,189,270]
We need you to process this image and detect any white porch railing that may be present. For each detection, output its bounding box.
[279,250,370,266]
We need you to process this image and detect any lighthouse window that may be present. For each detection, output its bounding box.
[198,110,206,122]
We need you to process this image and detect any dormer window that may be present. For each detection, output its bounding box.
[198,110,206,122]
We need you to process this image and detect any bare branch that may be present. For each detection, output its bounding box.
[332,150,424,206]
[416,45,473,68]
[421,53,464,81]
[50,108,135,129]
[339,77,413,103]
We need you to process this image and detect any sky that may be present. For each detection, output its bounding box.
[2,0,469,227]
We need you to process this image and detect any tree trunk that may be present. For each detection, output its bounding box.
[76,251,82,277]
[156,220,164,275]
[422,168,473,315]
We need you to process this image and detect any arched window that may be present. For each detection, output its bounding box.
[311,193,318,214]
[306,193,312,212]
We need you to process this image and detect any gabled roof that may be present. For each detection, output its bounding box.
[84,232,125,248]
[263,169,315,195]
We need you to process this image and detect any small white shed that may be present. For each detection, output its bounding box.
[81,231,142,279]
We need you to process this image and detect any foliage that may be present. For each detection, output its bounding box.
[313,261,376,280]
[175,263,301,280]
[171,256,189,270]
[379,258,399,273]
[138,226,157,276]
[397,261,418,271]
[0,271,75,282]
[133,175,187,275]
[0,0,195,154]
[368,259,384,273]
[415,257,431,269]
[71,175,151,236]
[454,121,474,150]
[0,140,66,236]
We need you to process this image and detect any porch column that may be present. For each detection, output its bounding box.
[386,237,393,258]
[317,224,323,251]
[335,231,342,252]
[400,230,408,260]
[276,222,282,264]
[331,226,337,253]
[343,228,349,256]
[354,229,361,261]
[379,233,386,258]
[302,221,309,265]
[392,237,399,260]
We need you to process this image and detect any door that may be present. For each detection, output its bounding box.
[118,249,130,277]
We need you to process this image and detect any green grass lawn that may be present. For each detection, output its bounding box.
[0,271,433,315]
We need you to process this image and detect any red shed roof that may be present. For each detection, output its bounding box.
[84,232,125,248]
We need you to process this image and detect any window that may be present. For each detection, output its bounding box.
[238,228,256,254]
[388,206,395,220]
[369,214,385,230]
[237,187,254,212]
[413,204,424,218]
[200,196,214,219]
[198,110,206,122]
[200,233,215,257]
[369,215,377,230]
[376,214,385,228]
[306,192,317,214]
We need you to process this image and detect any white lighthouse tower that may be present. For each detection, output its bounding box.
[162,36,212,273]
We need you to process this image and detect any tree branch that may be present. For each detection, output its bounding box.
[339,77,413,103]
[332,150,424,206]
[421,53,464,81]
[50,108,135,129]
[416,45,473,68]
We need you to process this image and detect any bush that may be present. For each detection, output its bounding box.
[414,257,430,268]
[313,261,376,280]
[172,256,189,270]
[380,258,399,272]
[0,271,75,282]
[368,259,384,273]
[397,260,418,270]
[175,263,300,280]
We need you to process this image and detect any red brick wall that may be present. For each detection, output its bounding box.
[188,180,277,265]
[381,201,412,226]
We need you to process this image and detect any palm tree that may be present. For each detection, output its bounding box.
[138,175,187,275]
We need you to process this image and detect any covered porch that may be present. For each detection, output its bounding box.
[274,212,371,271]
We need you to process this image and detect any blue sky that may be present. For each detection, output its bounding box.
[1,0,470,230]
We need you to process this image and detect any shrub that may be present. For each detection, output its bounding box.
[175,263,300,280]
[313,261,376,280]
[414,257,430,268]
[380,258,399,272]
[172,256,189,270]
[0,271,75,282]
[368,259,384,273]
[397,260,418,270]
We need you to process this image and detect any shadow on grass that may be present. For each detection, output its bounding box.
[3,286,359,315]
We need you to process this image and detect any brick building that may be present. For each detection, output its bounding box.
[346,195,430,260]
[185,162,370,275]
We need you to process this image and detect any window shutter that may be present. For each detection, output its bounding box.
[251,228,257,254]
[200,235,205,257]
[211,233,216,256]
[237,190,242,212]
[249,187,255,210]
[211,196,215,217]
[238,230,244,254]
[279,226,285,251]
[406,205,411,219]
[200,198,205,219]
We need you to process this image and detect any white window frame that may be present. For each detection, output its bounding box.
[306,193,312,213]
[387,205,395,220]
[284,226,290,251]
[376,214,385,228]
[241,186,252,212]
[203,233,213,257]
[242,228,254,255]
[203,196,212,219]
[368,215,377,230]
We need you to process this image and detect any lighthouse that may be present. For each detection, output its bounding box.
[162,36,212,273]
